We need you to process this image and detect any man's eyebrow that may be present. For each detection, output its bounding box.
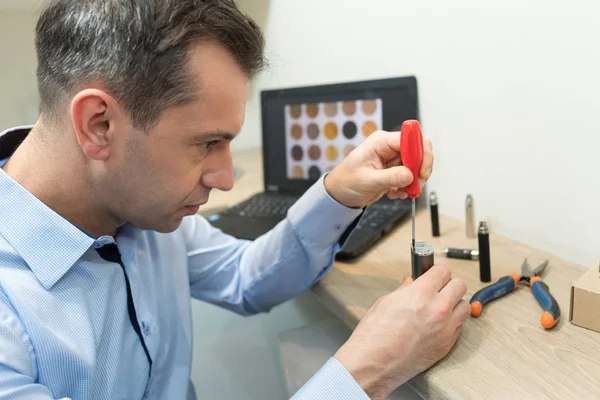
[190,131,237,142]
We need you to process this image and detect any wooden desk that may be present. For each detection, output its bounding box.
[210,148,600,400]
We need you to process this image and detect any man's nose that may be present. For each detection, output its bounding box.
[201,151,235,192]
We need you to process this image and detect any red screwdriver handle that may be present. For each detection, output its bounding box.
[400,120,424,198]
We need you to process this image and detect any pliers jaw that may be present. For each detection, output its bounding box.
[520,258,549,284]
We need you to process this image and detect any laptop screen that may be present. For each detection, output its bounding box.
[283,98,383,180]
[260,76,419,194]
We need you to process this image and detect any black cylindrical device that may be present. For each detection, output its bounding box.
[430,191,440,237]
[442,248,479,260]
[411,242,435,279]
[478,221,491,282]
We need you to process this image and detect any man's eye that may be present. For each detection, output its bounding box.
[202,140,220,150]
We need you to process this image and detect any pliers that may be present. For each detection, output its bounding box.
[469,258,560,329]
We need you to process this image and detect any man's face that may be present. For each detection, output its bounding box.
[102,41,248,233]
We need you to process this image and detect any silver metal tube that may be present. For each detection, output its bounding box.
[466,194,475,238]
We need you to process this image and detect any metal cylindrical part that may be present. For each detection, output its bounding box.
[466,195,475,238]
[478,221,491,282]
[411,242,435,279]
[444,248,479,260]
[430,192,440,237]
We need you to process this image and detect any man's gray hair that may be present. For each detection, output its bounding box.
[35,0,266,130]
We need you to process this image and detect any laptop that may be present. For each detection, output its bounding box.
[207,76,420,259]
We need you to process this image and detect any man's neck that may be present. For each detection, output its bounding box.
[4,124,122,238]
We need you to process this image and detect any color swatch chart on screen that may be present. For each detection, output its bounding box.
[284,99,383,180]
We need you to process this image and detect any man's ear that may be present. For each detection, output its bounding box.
[71,89,121,161]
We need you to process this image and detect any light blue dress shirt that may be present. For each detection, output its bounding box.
[0,126,370,399]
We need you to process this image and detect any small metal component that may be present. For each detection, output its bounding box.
[430,191,440,237]
[478,221,491,282]
[466,195,476,238]
[441,248,479,261]
[430,192,438,206]
[478,221,489,235]
[411,242,435,279]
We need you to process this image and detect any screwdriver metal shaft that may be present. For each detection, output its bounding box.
[412,198,416,249]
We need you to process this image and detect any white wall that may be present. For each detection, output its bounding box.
[242,0,600,268]
[0,0,41,12]
[0,11,39,128]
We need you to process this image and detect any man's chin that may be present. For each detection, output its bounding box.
[135,217,185,234]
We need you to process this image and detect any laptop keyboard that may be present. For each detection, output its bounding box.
[357,203,409,230]
[225,194,298,218]
[224,193,410,230]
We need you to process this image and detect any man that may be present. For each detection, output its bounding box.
[0,1,469,399]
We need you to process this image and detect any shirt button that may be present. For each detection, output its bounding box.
[141,321,151,336]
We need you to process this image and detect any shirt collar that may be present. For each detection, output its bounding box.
[0,126,112,290]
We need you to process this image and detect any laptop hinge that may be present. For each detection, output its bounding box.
[266,185,279,192]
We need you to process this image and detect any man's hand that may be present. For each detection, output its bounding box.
[333,266,470,400]
[324,130,433,209]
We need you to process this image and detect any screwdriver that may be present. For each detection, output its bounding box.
[400,120,433,279]
[400,120,424,249]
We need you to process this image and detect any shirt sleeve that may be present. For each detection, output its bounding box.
[0,295,69,400]
[290,357,369,400]
[181,175,363,315]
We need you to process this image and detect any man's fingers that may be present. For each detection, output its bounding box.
[370,131,402,162]
[452,299,471,324]
[386,156,403,168]
[372,130,400,149]
[368,166,413,192]
[401,275,414,288]
[439,278,468,308]
[452,324,464,344]
[420,138,434,181]
[416,265,452,292]
[391,276,414,298]
[387,188,408,200]
[367,131,433,192]
[368,131,433,169]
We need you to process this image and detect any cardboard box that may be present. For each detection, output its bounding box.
[570,262,600,332]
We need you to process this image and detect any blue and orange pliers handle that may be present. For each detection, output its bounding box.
[530,277,561,329]
[469,274,560,329]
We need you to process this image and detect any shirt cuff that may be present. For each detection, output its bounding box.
[287,175,363,248]
[290,357,369,400]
